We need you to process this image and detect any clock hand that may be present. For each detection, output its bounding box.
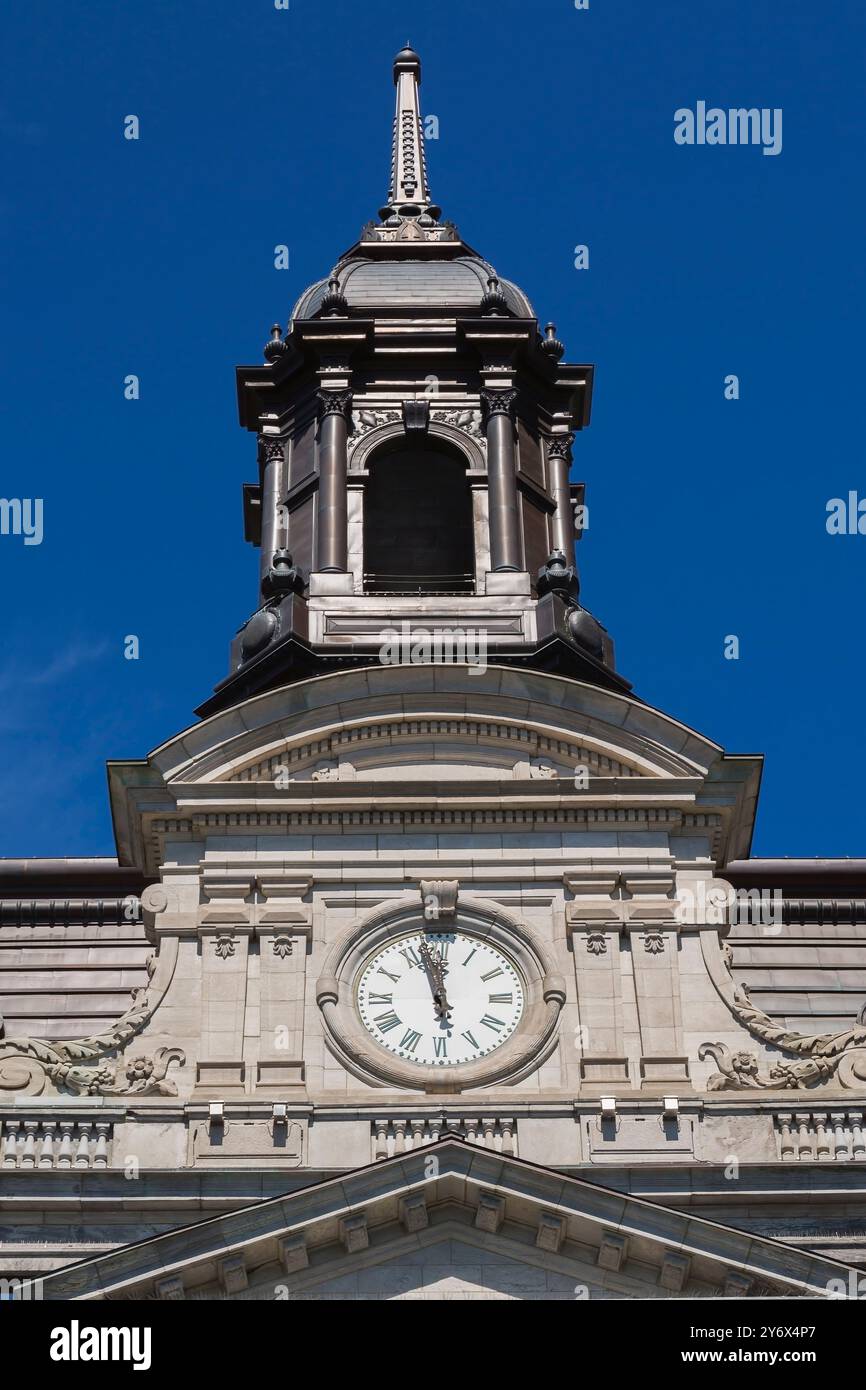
[419,940,452,1021]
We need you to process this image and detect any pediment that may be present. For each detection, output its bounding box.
[37,1139,850,1302]
[107,666,762,871]
[146,667,722,787]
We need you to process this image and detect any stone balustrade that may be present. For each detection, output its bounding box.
[372,1114,516,1161]
[775,1110,866,1162]
[0,1117,113,1170]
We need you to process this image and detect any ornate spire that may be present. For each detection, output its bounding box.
[379,45,441,222]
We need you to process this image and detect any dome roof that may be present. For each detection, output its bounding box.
[292,254,534,321]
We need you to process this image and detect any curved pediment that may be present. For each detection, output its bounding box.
[146,665,722,787]
[106,665,760,873]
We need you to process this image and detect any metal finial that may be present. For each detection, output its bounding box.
[263,323,289,363]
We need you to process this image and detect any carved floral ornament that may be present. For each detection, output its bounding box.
[0,935,186,1099]
[699,931,866,1092]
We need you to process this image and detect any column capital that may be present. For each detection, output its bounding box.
[480,387,518,422]
[317,388,353,421]
[545,431,575,460]
[258,435,287,465]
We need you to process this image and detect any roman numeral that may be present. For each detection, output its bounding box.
[399,1028,422,1053]
[462,948,478,966]
[462,1030,479,1049]
[435,941,449,963]
[488,993,513,1005]
[374,1011,402,1033]
[399,946,423,969]
[481,967,504,982]
[434,1036,448,1059]
[376,966,401,983]
[367,992,393,1005]
[480,1014,505,1032]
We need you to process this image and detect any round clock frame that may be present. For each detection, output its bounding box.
[316,895,566,1092]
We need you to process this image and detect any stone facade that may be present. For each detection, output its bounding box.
[1,46,865,1301]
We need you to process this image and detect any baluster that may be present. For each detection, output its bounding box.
[410,1119,426,1152]
[482,1117,496,1151]
[57,1121,75,1169]
[813,1113,831,1160]
[392,1119,407,1154]
[776,1113,796,1161]
[830,1112,849,1160]
[464,1115,480,1146]
[74,1121,92,1169]
[795,1113,813,1160]
[373,1119,389,1162]
[500,1118,515,1156]
[93,1121,111,1170]
[849,1111,866,1160]
[38,1121,57,1169]
[1,1120,20,1168]
[20,1120,39,1168]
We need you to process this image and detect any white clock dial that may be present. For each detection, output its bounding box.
[356,930,524,1067]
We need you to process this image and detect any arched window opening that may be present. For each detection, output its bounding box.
[363,443,475,594]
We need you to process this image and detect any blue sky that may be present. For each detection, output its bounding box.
[1,0,864,858]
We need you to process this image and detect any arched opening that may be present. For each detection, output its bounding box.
[363,441,475,594]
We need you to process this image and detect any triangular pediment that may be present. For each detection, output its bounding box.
[37,1140,851,1302]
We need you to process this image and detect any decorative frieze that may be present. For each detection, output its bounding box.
[226,718,643,783]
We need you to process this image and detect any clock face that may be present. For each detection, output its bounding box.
[356,930,525,1067]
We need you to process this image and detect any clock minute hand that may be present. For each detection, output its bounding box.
[419,941,451,1020]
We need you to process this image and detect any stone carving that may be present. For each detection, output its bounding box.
[311,764,340,782]
[700,978,866,1090]
[480,387,518,422]
[699,1043,839,1092]
[272,935,294,960]
[258,436,286,465]
[586,932,607,956]
[317,388,353,420]
[419,879,458,919]
[728,982,866,1057]
[430,408,485,442]
[360,217,459,245]
[0,1044,185,1099]
[643,929,665,954]
[214,933,236,959]
[351,408,401,441]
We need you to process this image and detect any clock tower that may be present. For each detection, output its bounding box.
[199,43,628,719]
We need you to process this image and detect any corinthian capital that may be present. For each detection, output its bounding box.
[259,436,287,465]
[546,432,575,461]
[480,387,518,423]
[317,388,354,421]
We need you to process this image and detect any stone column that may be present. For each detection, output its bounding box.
[258,436,287,598]
[481,388,521,571]
[316,389,353,572]
[547,432,576,561]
